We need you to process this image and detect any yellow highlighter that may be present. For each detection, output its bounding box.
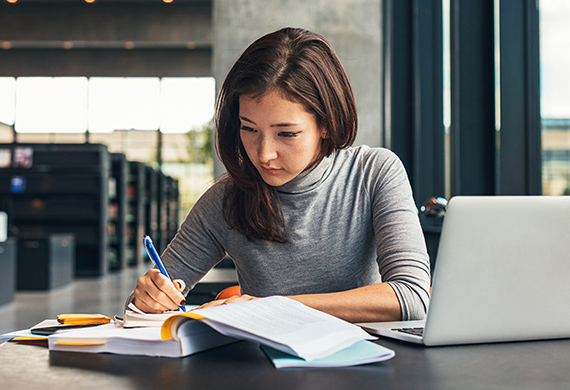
[57,314,111,326]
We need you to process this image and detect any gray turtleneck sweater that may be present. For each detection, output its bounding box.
[158,146,431,321]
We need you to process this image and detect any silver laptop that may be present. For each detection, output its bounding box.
[359,196,570,346]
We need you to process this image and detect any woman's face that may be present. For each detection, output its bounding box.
[239,90,327,187]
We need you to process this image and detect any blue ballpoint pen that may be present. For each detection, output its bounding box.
[143,235,186,312]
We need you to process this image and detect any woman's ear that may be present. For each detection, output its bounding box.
[320,127,329,139]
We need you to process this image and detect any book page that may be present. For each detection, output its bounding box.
[122,303,198,328]
[185,296,375,361]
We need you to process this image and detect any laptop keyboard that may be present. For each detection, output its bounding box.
[393,327,424,337]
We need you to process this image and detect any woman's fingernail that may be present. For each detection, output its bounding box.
[180,299,186,306]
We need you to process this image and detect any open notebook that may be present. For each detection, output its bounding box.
[359,196,570,346]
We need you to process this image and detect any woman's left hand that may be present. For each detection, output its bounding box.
[195,294,257,310]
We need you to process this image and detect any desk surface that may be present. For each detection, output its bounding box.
[1,337,569,390]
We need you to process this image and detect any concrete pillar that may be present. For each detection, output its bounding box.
[212,0,383,176]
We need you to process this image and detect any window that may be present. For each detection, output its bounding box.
[0,77,15,127]
[0,77,215,134]
[540,0,570,195]
[0,76,216,216]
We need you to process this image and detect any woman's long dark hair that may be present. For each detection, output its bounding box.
[216,27,358,242]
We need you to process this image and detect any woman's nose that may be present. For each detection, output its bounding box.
[258,136,278,163]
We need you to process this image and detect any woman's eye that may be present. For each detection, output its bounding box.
[240,125,256,132]
[279,131,300,138]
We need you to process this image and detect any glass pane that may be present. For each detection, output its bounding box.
[442,0,451,200]
[540,0,570,195]
[160,77,215,133]
[15,77,88,133]
[0,77,16,126]
[88,77,160,132]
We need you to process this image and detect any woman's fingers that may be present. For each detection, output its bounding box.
[133,269,186,313]
[133,288,172,313]
[173,279,186,293]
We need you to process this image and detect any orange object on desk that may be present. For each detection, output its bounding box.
[215,285,241,300]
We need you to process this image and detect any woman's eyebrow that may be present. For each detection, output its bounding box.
[271,122,300,128]
[239,115,256,125]
[239,115,301,128]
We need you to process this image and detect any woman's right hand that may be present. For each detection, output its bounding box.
[132,269,186,313]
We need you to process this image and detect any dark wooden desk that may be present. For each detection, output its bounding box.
[1,337,569,389]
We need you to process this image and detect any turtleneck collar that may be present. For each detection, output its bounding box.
[275,151,337,194]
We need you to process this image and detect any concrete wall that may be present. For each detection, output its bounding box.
[212,0,383,176]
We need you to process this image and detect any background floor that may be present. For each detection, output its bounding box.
[0,266,145,336]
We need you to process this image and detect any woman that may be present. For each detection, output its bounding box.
[131,27,431,323]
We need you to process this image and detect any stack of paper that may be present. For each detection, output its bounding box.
[48,323,235,357]
[46,296,395,367]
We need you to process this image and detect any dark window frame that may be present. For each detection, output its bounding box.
[382,0,541,202]
[382,0,541,266]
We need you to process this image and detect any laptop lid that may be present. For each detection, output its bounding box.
[361,196,570,346]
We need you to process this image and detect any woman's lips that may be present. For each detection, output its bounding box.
[261,166,281,175]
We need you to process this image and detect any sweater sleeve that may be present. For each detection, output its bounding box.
[159,180,229,296]
[123,181,228,311]
[364,148,431,320]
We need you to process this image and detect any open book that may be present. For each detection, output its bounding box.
[49,296,385,363]
[161,296,376,361]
